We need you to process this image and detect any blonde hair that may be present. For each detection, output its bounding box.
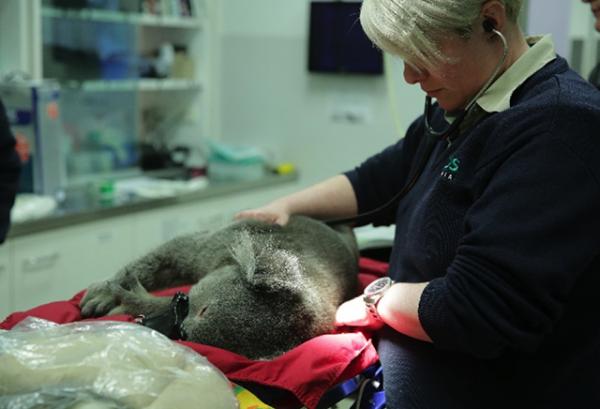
[360,0,522,69]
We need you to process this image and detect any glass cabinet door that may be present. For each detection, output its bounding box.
[40,0,206,186]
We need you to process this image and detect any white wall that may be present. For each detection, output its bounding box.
[526,0,600,77]
[215,0,600,189]
[0,0,42,79]
[567,0,600,77]
[216,0,422,186]
[527,0,572,57]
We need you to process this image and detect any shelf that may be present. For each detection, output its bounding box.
[62,79,203,92]
[42,6,202,29]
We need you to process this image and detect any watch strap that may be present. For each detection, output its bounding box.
[362,277,393,322]
[365,299,383,321]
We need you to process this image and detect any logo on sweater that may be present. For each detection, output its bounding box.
[441,157,460,181]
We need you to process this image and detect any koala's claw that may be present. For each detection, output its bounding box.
[80,280,119,317]
[80,274,153,318]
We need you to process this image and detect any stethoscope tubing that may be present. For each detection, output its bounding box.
[326,28,508,227]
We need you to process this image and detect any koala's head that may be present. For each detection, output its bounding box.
[181,232,332,359]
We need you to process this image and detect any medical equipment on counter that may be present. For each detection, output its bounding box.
[327,20,509,227]
[0,82,67,196]
[113,176,208,200]
[207,140,267,182]
[10,194,58,223]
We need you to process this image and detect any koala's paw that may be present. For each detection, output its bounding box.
[80,280,120,317]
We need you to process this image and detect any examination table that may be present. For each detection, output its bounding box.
[0,258,389,409]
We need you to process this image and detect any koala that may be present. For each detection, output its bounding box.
[80,215,359,360]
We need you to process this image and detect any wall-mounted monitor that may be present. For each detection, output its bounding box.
[308,1,384,75]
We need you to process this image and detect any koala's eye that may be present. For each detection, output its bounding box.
[197,305,208,318]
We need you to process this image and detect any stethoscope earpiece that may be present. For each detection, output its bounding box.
[483,18,496,33]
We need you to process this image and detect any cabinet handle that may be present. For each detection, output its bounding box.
[23,252,60,272]
[97,232,113,242]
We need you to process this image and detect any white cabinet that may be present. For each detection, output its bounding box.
[80,216,135,283]
[0,245,11,320]
[130,184,298,257]
[132,206,185,257]
[13,227,84,311]
[11,216,133,311]
[6,180,297,314]
[131,199,233,258]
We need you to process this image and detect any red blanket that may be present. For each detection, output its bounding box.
[1,258,388,409]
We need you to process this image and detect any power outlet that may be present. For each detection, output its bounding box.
[331,104,371,124]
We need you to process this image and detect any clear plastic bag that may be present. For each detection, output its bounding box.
[0,318,239,409]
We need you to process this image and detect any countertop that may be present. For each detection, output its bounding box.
[8,173,298,238]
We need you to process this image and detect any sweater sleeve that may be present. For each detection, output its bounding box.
[419,107,600,359]
[0,99,21,243]
[344,118,424,226]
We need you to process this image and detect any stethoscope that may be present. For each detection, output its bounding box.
[327,21,508,227]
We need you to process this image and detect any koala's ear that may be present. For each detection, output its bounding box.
[246,269,298,294]
[229,230,304,295]
[243,250,305,295]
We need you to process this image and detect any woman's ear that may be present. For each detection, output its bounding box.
[481,0,507,32]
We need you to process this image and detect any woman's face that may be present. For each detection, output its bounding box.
[403,31,502,113]
[582,0,600,31]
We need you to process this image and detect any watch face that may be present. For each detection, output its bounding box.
[365,277,392,296]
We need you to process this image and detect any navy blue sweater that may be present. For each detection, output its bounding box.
[0,98,21,243]
[590,62,600,90]
[345,56,600,408]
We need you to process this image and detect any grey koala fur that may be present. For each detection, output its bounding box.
[80,215,359,359]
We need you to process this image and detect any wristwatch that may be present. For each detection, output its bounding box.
[362,277,394,321]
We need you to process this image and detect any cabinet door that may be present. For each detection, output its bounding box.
[131,207,184,259]
[132,200,233,259]
[174,184,300,235]
[12,217,133,312]
[0,244,11,320]
[131,185,299,259]
[81,216,134,283]
[173,200,233,234]
[13,228,80,311]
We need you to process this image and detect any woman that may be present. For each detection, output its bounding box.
[582,0,600,89]
[238,0,600,407]
[0,97,22,243]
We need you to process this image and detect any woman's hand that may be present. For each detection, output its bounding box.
[234,203,291,226]
[235,175,358,226]
[335,295,385,330]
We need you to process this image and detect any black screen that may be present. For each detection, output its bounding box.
[308,1,383,75]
